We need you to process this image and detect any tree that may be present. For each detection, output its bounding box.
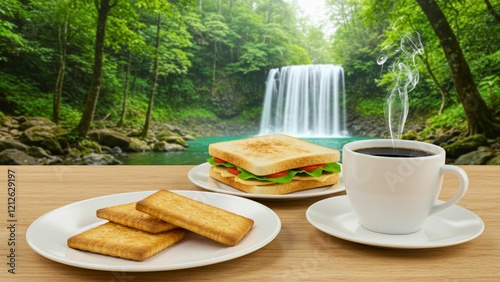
[416,0,500,137]
[116,13,146,128]
[76,0,118,137]
[117,47,132,128]
[202,13,229,96]
[0,0,25,62]
[327,0,383,116]
[136,0,194,136]
[484,0,500,23]
[140,13,161,137]
[28,0,92,124]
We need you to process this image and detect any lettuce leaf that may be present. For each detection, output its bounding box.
[237,167,297,184]
[207,157,235,167]
[207,157,341,184]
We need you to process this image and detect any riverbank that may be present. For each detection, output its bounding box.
[0,116,188,165]
[117,135,370,165]
[1,113,499,165]
[0,114,261,165]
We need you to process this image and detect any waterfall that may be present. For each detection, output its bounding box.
[259,64,348,137]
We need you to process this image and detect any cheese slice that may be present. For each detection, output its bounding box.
[213,166,274,186]
[212,165,336,186]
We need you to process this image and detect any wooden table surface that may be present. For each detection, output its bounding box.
[0,165,498,281]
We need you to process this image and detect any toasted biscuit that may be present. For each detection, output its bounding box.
[136,190,254,246]
[67,222,185,261]
[96,202,177,233]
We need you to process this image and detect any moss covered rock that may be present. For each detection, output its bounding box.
[19,125,65,154]
[128,137,150,152]
[18,117,56,131]
[0,149,38,165]
[486,156,500,165]
[88,129,131,151]
[401,131,418,140]
[0,139,29,152]
[159,136,188,147]
[454,147,495,165]
[153,141,185,152]
[443,134,489,158]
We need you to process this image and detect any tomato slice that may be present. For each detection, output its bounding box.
[227,167,241,175]
[214,157,227,164]
[265,170,289,178]
[298,164,326,172]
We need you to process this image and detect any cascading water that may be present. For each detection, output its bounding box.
[259,64,348,137]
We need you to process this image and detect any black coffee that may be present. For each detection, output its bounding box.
[354,147,434,158]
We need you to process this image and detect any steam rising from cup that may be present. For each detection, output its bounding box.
[377,20,424,141]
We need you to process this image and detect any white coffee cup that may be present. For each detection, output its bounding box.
[342,139,468,234]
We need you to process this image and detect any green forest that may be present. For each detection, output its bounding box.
[1,0,500,164]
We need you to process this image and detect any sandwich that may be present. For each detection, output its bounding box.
[207,134,341,194]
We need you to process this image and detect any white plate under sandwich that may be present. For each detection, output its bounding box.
[26,190,281,272]
[188,162,345,200]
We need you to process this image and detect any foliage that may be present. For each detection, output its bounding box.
[327,0,500,134]
[421,103,468,136]
[0,0,499,136]
[115,92,150,127]
[0,72,43,115]
[478,75,500,110]
[0,0,26,61]
[168,106,216,121]
[353,97,385,117]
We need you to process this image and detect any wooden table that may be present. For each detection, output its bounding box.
[0,165,498,281]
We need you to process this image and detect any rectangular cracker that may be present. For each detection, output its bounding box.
[67,222,185,261]
[96,202,177,233]
[136,190,254,246]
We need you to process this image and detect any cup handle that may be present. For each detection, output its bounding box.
[429,165,468,216]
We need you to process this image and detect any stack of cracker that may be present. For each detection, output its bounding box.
[67,190,254,261]
[136,189,255,246]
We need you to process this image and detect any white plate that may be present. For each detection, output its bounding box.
[26,190,281,272]
[306,195,484,249]
[188,162,345,200]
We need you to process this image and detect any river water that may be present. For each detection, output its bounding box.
[118,135,373,165]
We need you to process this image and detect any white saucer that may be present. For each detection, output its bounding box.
[306,195,484,249]
[188,162,345,201]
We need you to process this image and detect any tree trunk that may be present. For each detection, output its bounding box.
[484,0,500,24]
[117,48,132,128]
[211,42,217,96]
[419,52,447,115]
[140,13,161,137]
[53,20,69,124]
[76,0,117,137]
[416,0,500,137]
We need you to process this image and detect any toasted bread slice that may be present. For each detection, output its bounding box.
[67,222,185,261]
[136,190,254,246]
[209,165,339,194]
[208,134,340,175]
[96,202,177,233]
